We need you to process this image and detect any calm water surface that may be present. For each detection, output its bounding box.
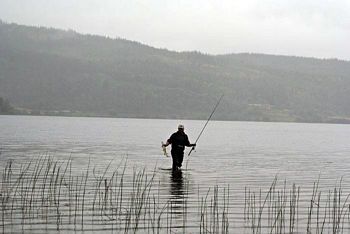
[2,115,350,186]
[1,115,350,232]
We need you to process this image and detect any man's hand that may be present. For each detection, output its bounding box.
[188,143,196,156]
[161,141,169,157]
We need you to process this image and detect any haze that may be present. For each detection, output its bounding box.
[0,0,349,60]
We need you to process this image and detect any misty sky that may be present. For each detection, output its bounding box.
[0,0,349,60]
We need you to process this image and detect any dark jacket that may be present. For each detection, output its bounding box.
[167,131,191,154]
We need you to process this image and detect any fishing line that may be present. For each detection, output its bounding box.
[185,94,224,169]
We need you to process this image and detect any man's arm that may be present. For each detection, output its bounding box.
[162,133,174,147]
[162,141,170,147]
[185,135,196,147]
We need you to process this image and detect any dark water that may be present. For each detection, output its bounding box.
[1,115,350,232]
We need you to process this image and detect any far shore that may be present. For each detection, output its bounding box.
[2,111,350,125]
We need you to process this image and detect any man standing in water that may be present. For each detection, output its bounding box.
[162,124,196,171]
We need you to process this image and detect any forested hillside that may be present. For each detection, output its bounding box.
[1,21,350,123]
[0,97,14,114]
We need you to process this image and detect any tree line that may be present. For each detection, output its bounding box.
[1,22,350,123]
[0,97,14,114]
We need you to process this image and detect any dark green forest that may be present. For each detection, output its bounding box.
[1,21,350,123]
[0,97,14,114]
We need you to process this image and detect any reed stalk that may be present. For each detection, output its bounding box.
[3,158,350,233]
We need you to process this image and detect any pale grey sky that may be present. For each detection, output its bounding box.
[0,0,349,60]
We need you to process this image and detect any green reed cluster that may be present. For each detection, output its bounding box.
[1,158,350,233]
[244,176,350,234]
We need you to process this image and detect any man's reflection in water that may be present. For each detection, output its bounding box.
[170,169,184,198]
[169,169,187,218]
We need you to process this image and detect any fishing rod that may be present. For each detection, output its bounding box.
[188,94,224,156]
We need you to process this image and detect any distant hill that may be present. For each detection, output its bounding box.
[0,97,14,114]
[1,21,350,123]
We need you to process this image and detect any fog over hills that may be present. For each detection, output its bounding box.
[1,21,350,123]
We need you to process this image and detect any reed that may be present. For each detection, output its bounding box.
[2,157,350,233]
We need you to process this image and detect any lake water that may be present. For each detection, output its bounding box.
[1,115,350,233]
